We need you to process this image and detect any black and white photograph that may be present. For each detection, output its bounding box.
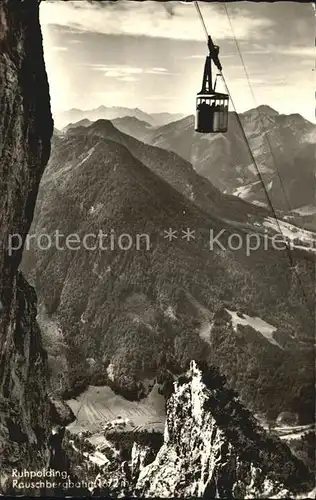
[0,0,315,497]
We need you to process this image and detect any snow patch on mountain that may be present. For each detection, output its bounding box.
[78,145,97,166]
[234,181,261,198]
[225,309,283,349]
[199,320,212,343]
[292,205,316,216]
[263,217,316,248]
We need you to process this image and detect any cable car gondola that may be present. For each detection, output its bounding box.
[195,35,229,134]
[191,2,313,320]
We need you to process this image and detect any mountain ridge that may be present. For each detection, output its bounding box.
[64,118,273,224]
[21,127,315,423]
[141,108,315,211]
[55,105,185,130]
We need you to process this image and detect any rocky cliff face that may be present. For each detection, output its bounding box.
[0,0,54,491]
[90,361,312,498]
[135,362,287,498]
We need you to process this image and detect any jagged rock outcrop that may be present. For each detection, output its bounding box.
[131,442,155,478]
[49,397,75,429]
[134,361,312,498]
[0,0,54,492]
[90,361,312,498]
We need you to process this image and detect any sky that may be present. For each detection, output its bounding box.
[40,1,315,122]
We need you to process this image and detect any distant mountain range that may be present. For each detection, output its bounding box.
[112,116,154,141]
[22,118,315,424]
[63,118,270,224]
[60,105,316,215]
[145,106,315,212]
[62,117,316,236]
[55,105,184,130]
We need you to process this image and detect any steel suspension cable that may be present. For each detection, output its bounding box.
[193,1,314,320]
[194,1,287,236]
[194,1,209,42]
[221,81,315,321]
[222,2,294,216]
[220,3,314,319]
[220,72,314,319]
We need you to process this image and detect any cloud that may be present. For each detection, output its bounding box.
[90,91,125,102]
[120,76,139,82]
[145,95,177,101]
[51,46,68,51]
[185,53,235,60]
[151,67,168,73]
[77,64,169,78]
[276,47,315,57]
[40,0,274,42]
[237,44,315,58]
[40,1,315,123]
[68,39,83,44]
[163,3,176,18]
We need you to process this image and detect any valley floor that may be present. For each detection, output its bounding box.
[66,384,165,435]
[66,384,314,458]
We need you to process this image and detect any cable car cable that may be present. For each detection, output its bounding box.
[223,86,314,320]
[194,1,288,227]
[193,1,314,320]
[220,2,314,319]
[222,2,294,216]
[220,73,286,232]
[194,1,289,233]
[194,1,209,42]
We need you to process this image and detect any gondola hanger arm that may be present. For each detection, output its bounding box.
[194,1,223,72]
[207,36,222,72]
